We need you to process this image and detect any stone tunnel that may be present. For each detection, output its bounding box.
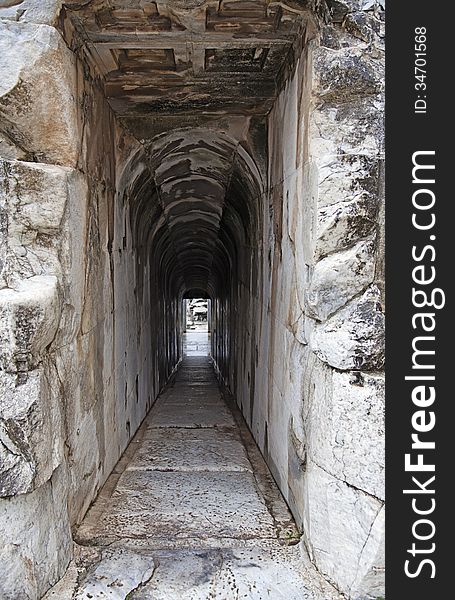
[0,1,385,599]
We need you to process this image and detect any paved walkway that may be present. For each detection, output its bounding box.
[45,356,341,600]
[183,331,210,356]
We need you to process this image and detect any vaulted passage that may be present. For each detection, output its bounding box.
[0,2,385,599]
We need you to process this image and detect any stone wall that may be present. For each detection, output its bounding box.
[0,6,181,598]
[211,2,385,598]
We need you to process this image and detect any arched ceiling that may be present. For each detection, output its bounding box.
[124,128,262,297]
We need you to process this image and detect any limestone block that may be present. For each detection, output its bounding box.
[45,543,344,600]
[0,364,64,497]
[79,470,276,541]
[305,363,384,499]
[328,1,385,27]
[299,160,319,267]
[0,1,63,26]
[0,466,72,600]
[350,505,385,599]
[0,160,74,286]
[302,460,384,598]
[310,96,383,161]
[0,21,79,166]
[344,9,385,46]
[0,275,61,372]
[313,192,378,260]
[53,167,88,343]
[312,45,383,106]
[74,549,156,600]
[310,285,384,370]
[305,237,375,321]
[317,153,380,210]
[1,160,70,233]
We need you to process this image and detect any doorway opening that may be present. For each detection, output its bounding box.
[183,298,211,356]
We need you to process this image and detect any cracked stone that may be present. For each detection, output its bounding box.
[305,237,376,321]
[302,460,384,598]
[74,549,156,600]
[310,285,384,370]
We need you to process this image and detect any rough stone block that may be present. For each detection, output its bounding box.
[312,45,383,105]
[74,549,156,600]
[133,427,252,472]
[310,285,384,370]
[350,505,385,599]
[0,364,64,497]
[0,159,72,286]
[305,362,384,499]
[310,99,383,157]
[0,465,72,600]
[0,21,79,166]
[314,192,378,260]
[317,154,380,210]
[0,160,70,232]
[0,1,63,26]
[305,236,375,321]
[302,460,384,598]
[0,275,61,372]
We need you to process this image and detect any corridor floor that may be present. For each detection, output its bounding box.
[45,356,342,600]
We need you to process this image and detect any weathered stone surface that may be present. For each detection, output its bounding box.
[132,427,252,473]
[311,99,384,161]
[310,285,384,370]
[305,236,375,321]
[147,398,236,429]
[312,46,383,105]
[0,466,72,600]
[0,275,60,372]
[327,1,385,41]
[0,363,64,497]
[0,159,77,288]
[317,153,381,210]
[130,545,341,600]
[74,549,156,600]
[0,1,63,26]
[305,363,385,499]
[84,470,276,542]
[0,21,79,165]
[314,193,378,260]
[350,505,385,599]
[47,542,344,600]
[302,460,384,598]
[0,160,69,232]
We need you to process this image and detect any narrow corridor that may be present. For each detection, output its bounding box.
[44,355,341,599]
[1,3,385,598]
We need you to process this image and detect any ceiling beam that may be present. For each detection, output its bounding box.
[87,31,295,48]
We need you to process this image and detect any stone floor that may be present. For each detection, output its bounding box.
[183,331,210,356]
[44,356,342,600]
